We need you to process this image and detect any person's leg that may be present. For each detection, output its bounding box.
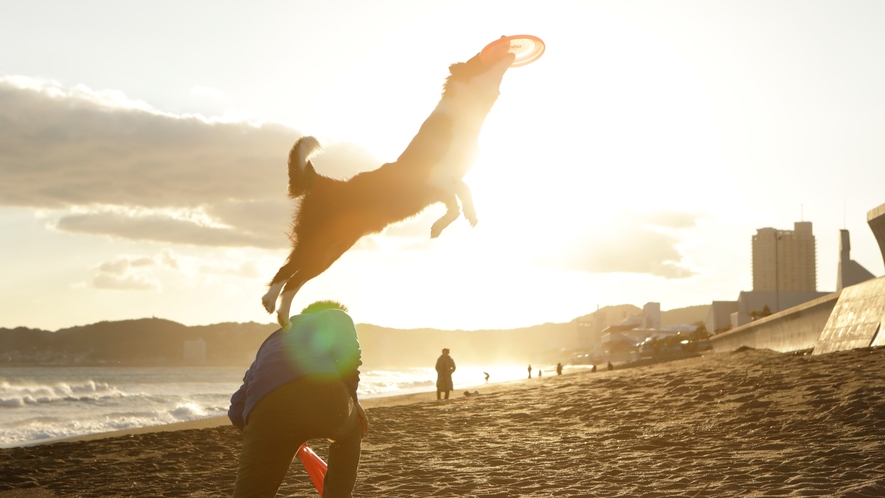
[232,388,307,498]
[322,418,362,498]
[302,380,361,498]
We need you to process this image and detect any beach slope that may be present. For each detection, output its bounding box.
[3,348,885,496]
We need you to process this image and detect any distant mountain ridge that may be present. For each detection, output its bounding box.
[1,304,710,368]
[0,319,276,367]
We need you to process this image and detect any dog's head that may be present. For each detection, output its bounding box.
[442,47,516,105]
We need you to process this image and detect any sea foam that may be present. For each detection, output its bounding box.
[0,380,122,407]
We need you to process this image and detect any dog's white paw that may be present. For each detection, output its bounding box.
[261,293,277,313]
[262,282,285,313]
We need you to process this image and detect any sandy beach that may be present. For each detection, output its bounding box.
[3,347,885,497]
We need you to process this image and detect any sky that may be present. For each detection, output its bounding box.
[1,0,884,331]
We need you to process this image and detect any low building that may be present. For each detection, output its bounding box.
[183,338,207,364]
[706,301,739,334]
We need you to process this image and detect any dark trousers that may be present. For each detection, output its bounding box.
[232,374,362,498]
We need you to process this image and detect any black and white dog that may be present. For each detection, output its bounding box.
[263,48,517,330]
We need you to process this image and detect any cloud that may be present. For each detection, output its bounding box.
[98,257,154,275]
[56,208,290,249]
[562,229,695,279]
[639,211,699,229]
[1,76,383,248]
[541,211,699,279]
[90,252,180,291]
[0,77,291,208]
[92,273,160,291]
[198,260,260,279]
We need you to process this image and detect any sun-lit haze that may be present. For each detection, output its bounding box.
[2,0,884,331]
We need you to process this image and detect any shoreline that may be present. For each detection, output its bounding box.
[11,368,578,448]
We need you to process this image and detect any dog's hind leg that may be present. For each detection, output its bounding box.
[276,277,307,331]
[262,256,301,313]
[452,179,478,227]
[430,196,461,238]
[274,236,361,330]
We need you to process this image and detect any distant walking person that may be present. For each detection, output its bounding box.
[556,362,563,376]
[436,348,456,400]
[538,369,543,378]
[483,371,490,383]
[528,364,532,379]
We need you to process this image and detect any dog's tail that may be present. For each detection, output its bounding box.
[288,136,322,198]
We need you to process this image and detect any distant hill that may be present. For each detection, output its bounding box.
[573,304,643,327]
[0,319,276,367]
[661,305,710,327]
[0,318,583,369]
[1,303,711,368]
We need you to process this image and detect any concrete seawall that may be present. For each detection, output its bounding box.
[814,276,885,354]
[709,291,841,353]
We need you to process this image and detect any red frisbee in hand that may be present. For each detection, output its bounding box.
[298,444,328,495]
[480,35,545,67]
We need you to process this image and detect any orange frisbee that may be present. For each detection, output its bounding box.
[297,444,328,495]
[480,35,545,67]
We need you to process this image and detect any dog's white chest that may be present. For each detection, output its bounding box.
[427,100,485,183]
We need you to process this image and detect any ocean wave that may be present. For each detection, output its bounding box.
[0,380,124,408]
[0,401,228,447]
[0,367,478,447]
[169,402,208,420]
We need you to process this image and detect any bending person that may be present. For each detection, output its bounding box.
[229,300,368,498]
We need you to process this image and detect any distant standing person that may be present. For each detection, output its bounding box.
[539,369,543,378]
[607,361,614,371]
[483,372,490,383]
[528,364,532,379]
[436,348,456,400]
[556,362,563,376]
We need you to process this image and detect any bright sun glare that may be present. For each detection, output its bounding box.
[291,1,735,329]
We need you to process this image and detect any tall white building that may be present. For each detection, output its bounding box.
[752,222,816,293]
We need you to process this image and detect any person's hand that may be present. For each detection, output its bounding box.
[355,402,369,438]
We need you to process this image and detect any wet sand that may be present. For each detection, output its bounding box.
[3,347,885,497]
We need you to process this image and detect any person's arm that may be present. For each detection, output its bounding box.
[354,402,369,437]
[330,310,362,402]
[228,361,255,430]
[228,329,279,430]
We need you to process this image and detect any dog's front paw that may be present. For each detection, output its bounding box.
[261,293,277,313]
[430,223,443,238]
[467,216,479,228]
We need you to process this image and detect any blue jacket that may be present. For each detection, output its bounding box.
[228,309,362,430]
